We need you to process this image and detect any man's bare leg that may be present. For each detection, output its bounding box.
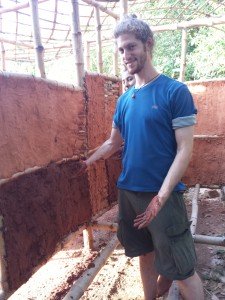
[139,252,158,300]
[177,271,204,300]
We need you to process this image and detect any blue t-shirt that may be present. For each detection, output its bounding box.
[113,74,197,192]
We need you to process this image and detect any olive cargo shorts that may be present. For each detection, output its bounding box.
[117,189,197,280]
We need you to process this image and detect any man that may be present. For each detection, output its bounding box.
[78,15,204,300]
[122,68,136,91]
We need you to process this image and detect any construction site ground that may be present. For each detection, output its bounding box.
[7,187,225,300]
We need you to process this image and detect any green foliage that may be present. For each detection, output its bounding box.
[186,26,225,80]
[153,31,182,78]
[90,45,115,75]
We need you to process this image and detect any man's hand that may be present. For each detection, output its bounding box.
[133,195,162,229]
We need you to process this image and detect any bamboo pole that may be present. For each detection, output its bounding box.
[113,17,119,76]
[63,235,119,300]
[1,43,5,70]
[166,281,180,300]
[0,0,5,71]
[119,0,128,19]
[152,15,225,32]
[29,0,46,78]
[0,0,48,14]
[0,215,8,294]
[81,0,119,20]
[84,40,90,70]
[83,226,94,250]
[178,28,187,82]
[0,35,33,48]
[193,234,225,246]
[95,6,103,73]
[190,183,200,235]
[71,0,85,87]
[194,134,222,139]
[113,40,119,76]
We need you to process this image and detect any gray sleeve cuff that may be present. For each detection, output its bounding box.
[172,114,197,129]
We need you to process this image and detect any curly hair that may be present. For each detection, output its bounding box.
[114,14,154,46]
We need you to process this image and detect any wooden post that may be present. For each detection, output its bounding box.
[0,43,5,70]
[113,18,119,76]
[71,0,85,87]
[29,0,46,78]
[95,6,103,73]
[178,28,187,82]
[84,40,90,71]
[0,0,5,71]
[83,226,94,250]
[190,183,200,235]
[119,0,128,19]
[113,40,119,76]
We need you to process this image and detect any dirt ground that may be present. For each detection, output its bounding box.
[7,188,225,300]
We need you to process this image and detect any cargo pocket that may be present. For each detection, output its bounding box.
[166,221,197,276]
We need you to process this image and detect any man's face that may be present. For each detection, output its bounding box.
[117,33,148,75]
[122,71,135,90]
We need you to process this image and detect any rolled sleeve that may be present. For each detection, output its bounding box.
[172,114,197,129]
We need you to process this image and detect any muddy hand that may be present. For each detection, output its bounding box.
[134,195,162,229]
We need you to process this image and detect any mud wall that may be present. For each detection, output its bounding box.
[184,79,225,185]
[0,160,91,290]
[0,73,86,179]
[0,73,90,291]
[85,73,122,215]
[0,72,122,291]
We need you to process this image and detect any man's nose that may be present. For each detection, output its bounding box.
[123,49,131,61]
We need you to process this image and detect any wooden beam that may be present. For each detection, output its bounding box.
[81,0,119,20]
[29,0,46,78]
[119,0,128,20]
[194,234,225,246]
[152,15,225,32]
[0,0,48,14]
[71,0,85,87]
[95,6,103,73]
[179,28,188,82]
[190,183,200,235]
[63,235,119,300]
[0,35,33,48]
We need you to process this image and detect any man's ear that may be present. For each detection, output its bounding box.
[146,37,154,51]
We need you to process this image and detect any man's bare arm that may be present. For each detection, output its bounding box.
[158,125,194,205]
[134,125,194,229]
[85,127,123,166]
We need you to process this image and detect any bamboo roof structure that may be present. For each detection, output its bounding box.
[0,0,225,81]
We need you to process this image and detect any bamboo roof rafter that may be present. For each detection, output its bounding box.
[0,0,224,70]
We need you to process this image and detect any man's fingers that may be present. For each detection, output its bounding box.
[134,213,154,229]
